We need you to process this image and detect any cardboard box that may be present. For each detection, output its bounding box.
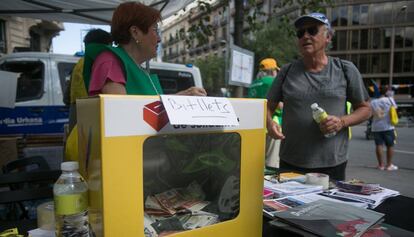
[77,95,266,237]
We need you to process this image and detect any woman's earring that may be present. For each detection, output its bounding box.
[135,39,140,45]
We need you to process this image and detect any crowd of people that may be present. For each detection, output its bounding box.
[65,2,401,180]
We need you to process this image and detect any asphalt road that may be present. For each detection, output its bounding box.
[347,124,414,198]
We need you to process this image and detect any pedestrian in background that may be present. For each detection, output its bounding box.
[248,58,282,169]
[266,12,371,181]
[64,29,112,162]
[371,86,398,171]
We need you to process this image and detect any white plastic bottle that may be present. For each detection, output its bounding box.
[310,103,336,138]
[54,161,90,237]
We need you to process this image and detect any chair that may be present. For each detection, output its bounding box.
[2,155,50,173]
[2,156,53,219]
[0,156,61,234]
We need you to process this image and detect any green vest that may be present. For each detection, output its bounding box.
[83,43,163,95]
[247,75,274,99]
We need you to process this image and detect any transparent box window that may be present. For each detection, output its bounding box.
[143,132,241,236]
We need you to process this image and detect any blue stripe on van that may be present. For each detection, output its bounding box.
[0,106,69,135]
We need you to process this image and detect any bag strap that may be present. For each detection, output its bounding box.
[338,58,351,95]
[338,58,351,113]
[387,97,396,108]
[280,63,292,101]
[338,58,353,139]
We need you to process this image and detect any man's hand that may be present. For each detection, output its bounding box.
[267,120,285,140]
[320,115,345,134]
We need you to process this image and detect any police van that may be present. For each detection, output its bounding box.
[0,52,203,136]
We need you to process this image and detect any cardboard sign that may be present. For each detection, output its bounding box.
[160,95,239,126]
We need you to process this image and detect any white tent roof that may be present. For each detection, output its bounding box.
[0,0,194,25]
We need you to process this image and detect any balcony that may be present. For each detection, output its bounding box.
[180,48,187,55]
[195,46,203,55]
[203,44,210,52]
[168,37,180,46]
[220,18,227,26]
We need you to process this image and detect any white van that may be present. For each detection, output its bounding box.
[0,52,203,136]
[148,61,203,94]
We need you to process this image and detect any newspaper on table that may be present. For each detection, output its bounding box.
[273,199,384,237]
[263,193,369,218]
[264,180,323,198]
[325,187,399,209]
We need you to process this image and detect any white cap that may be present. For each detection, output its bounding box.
[310,103,319,110]
[61,161,79,171]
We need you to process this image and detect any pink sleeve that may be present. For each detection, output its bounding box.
[89,51,126,96]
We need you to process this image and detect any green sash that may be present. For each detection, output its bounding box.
[83,43,163,95]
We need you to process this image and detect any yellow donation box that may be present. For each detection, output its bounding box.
[77,95,266,237]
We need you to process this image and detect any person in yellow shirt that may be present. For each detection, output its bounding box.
[64,29,112,161]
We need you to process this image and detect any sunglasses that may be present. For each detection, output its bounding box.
[296,26,319,39]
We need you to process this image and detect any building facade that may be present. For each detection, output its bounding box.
[0,16,63,55]
[327,0,414,102]
[161,0,229,64]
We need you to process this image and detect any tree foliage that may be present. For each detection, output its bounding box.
[193,55,226,96]
[243,18,299,72]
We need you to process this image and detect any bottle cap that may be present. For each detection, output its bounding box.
[61,161,79,171]
[310,103,319,109]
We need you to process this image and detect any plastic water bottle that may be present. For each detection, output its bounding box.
[54,161,90,237]
[310,103,336,138]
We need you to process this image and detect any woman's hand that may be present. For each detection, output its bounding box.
[176,87,207,96]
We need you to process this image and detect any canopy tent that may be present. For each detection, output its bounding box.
[0,0,194,25]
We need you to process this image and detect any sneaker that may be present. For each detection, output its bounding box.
[386,164,398,171]
[377,166,385,170]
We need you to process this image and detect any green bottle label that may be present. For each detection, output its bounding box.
[54,192,88,215]
[316,112,328,123]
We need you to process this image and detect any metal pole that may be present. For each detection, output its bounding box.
[223,3,232,97]
[389,25,395,88]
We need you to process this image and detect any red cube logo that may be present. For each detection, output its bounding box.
[143,101,169,131]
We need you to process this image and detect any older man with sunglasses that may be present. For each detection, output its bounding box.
[266,13,371,181]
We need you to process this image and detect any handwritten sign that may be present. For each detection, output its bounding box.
[160,95,239,126]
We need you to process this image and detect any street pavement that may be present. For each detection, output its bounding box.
[347,124,414,198]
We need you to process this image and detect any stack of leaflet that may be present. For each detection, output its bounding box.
[336,180,382,195]
[278,172,306,183]
[263,181,323,199]
[324,187,399,209]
